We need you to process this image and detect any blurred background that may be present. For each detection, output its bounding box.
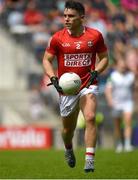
[0,0,138,150]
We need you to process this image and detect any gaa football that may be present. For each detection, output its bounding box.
[59,72,82,95]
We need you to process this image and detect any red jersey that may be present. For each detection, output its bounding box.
[46,27,107,89]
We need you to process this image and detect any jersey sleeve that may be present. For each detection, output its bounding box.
[96,32,107,53]
[46,34,58,55]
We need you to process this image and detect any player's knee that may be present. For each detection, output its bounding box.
[85,112,96,124]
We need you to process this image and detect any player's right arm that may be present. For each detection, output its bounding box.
[43,34,59,78]
[43,48,63,93]
[43,51,55,79]
[43,34,63,93]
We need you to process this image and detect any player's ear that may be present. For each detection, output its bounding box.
[80,15,85,23]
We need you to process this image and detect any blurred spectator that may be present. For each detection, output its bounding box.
[7,10,23,28]
[41,75,59,113]
[126,48,138,114]
[35,0,57,14]
[91,0,108,17]
[126,48,138,74]
[121,0,138,12]
[105,56,135,153]
[29,84,46,121]
[86,9,107,37]
[113,40,126,59]
[23,1,45,26]
[0,0,5,15]
[56,0,65,13]
[5,0,26,11]
[31,24,51,64]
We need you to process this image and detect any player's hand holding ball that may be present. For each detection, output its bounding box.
[48,76,63,94]
[59,72,82,95]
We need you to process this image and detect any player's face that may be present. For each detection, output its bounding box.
[64,8,83,31]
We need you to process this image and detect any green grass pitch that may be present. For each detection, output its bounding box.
[0,148,138,179]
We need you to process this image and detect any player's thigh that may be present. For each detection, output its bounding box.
[62,105,80,131]
[79,93,97,120]
[123,111,133,126]
[122,102,134,126]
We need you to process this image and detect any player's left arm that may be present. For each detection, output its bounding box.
[95,51,109,74]
[87,51,109,87]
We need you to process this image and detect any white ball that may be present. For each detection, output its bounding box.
[59,72,82,95]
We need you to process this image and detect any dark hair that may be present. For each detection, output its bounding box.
[65,0,85,15]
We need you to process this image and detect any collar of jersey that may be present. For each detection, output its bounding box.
[67,26,86,36]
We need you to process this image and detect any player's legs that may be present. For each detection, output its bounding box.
[80,93,97,172]
[80,93,97,147]
[123,111,134,152]
[59,86,98,170]
[113,116,123,153]
[61,105,80,167]
[61,105,79,148]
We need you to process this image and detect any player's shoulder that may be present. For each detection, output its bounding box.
[85,26,102,37]
[52,28,67,39]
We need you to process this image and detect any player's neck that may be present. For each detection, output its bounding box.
[68,26,85,37]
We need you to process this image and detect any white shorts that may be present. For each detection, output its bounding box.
[59,85,99,117]
[112,101,134,118]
